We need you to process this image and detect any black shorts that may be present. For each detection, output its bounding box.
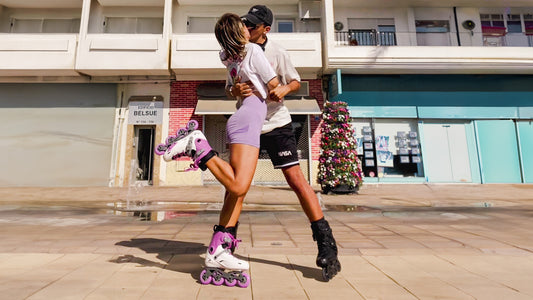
[260,123,299,169]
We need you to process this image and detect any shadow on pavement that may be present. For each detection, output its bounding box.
[112,238,325,282]
[112,238,206,282]
[248,256,325,282]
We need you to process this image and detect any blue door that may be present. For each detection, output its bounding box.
[517,121,533,183]
[475,120,522,183]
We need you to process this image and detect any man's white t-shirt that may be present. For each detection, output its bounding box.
[262,39,301,134]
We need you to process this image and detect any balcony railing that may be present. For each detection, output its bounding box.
[335,30,397,46]
[336,29,533,47]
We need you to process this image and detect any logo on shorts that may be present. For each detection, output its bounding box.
[278,151,292,157]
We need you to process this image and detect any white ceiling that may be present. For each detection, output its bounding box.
[0,0,82,8]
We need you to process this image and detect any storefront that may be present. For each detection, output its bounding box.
[329,72,533,183]
[192,82,322,185]
[0,83,117,186]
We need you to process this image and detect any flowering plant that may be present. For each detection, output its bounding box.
[317,101,363,193]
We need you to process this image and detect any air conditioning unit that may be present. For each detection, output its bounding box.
[287,81,310,98]
[298,1,321,20]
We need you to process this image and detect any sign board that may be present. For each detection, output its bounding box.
[329,69,342,100]
[128,101,163,125]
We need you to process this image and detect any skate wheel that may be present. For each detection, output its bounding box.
[237,273,250,288]
[177,128,188,137]
[212,273,225,286]
[154,144,167,155]
[225,277,237,287]
[322,262,339,282]
[187,120,199,131]
[165,135,175,145]
[199,269,212,285]
[335,260,341,272]
[322,267,330,282]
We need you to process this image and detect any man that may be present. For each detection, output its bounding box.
[228,5,341,281]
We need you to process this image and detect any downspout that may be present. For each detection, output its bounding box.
[453,7,461,46]
[308,115,313,186]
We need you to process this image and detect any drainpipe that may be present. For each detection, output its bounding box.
[453,7,461,46]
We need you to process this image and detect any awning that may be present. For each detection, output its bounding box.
[195,98,321,115]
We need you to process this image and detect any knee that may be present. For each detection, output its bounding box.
[284,168,307,189]
[227,182,250,198]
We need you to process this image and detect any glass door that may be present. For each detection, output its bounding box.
[134,126,155,185]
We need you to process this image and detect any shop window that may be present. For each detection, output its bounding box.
[352,119,424,179]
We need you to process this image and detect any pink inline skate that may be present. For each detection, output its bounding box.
[154,120,198,158]
[199,225,250,288]
[155,120,216,172]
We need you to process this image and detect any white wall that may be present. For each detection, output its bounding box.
[172,4,300,33]
[455,7,483,46]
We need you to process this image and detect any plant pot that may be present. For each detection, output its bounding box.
[322,184,358,195]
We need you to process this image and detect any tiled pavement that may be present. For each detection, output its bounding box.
[0,183,532,299]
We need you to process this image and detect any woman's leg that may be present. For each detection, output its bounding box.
[205,143,259,227]
[219,193,246,228]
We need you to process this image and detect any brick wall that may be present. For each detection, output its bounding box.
[169,81,202,133]
[308,79,324,161]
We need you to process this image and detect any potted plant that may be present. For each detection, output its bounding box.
[317,101,363,194]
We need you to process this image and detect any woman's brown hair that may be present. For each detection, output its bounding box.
[215,13,247,61]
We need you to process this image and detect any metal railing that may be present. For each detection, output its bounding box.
[335,30,397,46]
[335,30,533,47]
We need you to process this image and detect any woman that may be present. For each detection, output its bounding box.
[161,13,282,287]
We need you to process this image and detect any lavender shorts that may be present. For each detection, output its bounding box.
[226,94,267,148]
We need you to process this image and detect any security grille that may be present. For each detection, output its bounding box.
[202,115,310,185]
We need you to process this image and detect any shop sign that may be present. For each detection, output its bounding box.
[128,101,163,124]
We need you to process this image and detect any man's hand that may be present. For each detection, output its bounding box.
[232,76,253,98]
[268,85,291,102]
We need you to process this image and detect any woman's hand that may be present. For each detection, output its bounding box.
[232,76,254,97]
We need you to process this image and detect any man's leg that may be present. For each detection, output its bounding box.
[262,123,341,281]
[261,123,324,221]
[282,164,323,222]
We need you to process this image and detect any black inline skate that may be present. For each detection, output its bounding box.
[311,218,341,281]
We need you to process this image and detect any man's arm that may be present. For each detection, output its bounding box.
[269,79,300,102]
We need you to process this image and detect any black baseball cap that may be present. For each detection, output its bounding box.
[241,5,273,27]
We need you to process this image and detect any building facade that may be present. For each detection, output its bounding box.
[0,0,531,187]
[324,0,533,184]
